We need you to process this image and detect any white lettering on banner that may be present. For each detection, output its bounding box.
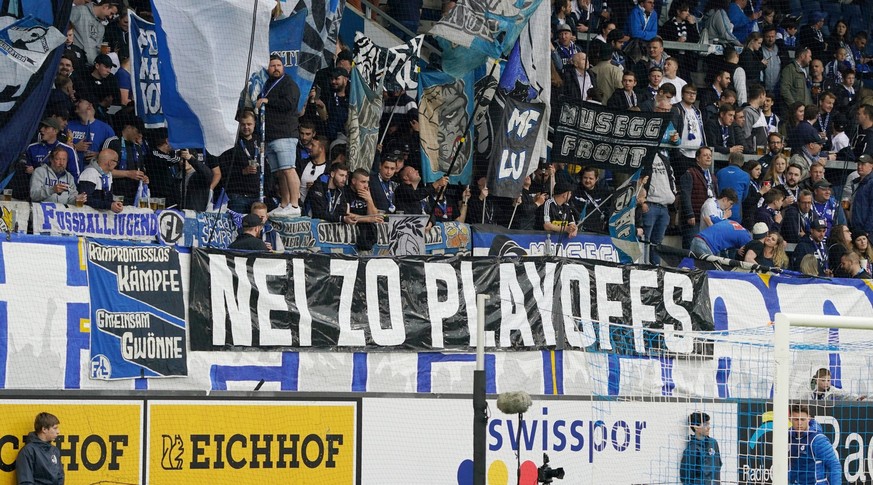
[497,150,525,179]
[293,259,313,347]
[36,204,158,239]
[90,245,171,262]
[507,108,541,138]
[663,272,694,353]
[560,264,597,348]
[117,265,180,292]
[331,259,363,346]
[425,263,459,349]
[525,262,557,347]
[559,137,648,169]
[594,265,623,351]
[499,263,535,347]
[95,310,150,329]
[254,258,292,346]
[121,332,183,359]
[210,255,253,346]
[630,270,658,353]
[365,260,406,346]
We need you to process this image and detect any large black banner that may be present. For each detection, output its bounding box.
[189,250,712,352]
[551,102,670,173]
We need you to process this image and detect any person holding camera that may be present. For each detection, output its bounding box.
[219,110,272,214]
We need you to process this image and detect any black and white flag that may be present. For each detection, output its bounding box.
[487,97,545,198]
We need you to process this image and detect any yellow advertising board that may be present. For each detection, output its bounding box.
[0,400,142,485]
[147,400,357,484]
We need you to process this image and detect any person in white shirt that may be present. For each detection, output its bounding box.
[660,57,686,104]
[699,188,737,230]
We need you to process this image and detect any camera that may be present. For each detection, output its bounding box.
[538,454,564,484]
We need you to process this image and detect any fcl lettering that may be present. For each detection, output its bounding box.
[498,108,541,180]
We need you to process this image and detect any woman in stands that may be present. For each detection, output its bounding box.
[778,102,805,143]
[852,230,873,275]
[744,229,788,268]
[741,160,768,229]
[827,20,851,62]
[827,224,853,277]
[762,153,787,187]
[739,32,766,85]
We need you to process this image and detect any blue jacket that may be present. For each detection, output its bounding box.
[727,3,755,43]
[789,419,841,484]
[627,6,658,41]
[851,174,873,233]
[680,434,722,484]
[716,165,750,222]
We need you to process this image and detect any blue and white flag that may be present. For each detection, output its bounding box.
[0,15,64,72]
[609,168,643,264]
[247,9,309,112]
[430,0,544,78]
[418,69,475,185]
[347,67,383,173]
[152,0,272,155]
[88,240,188,379]
[128,11,164,129]
[0,0,71,176]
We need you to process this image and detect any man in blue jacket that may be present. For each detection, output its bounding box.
[680,411,722,484]
[789,404,841,484]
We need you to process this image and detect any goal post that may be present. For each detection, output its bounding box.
[773,313,873,485]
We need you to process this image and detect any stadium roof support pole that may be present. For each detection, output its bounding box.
[772,313,873,485]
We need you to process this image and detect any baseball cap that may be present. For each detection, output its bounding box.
[242,214,264,228]
[752,222,768,239]
[94,54,116,68]
[802,131,825,145]
[556,23,572,33]
[92,0,119,5]
[383,149,403,161]
[330,67,349,79]
[40,117,62,131]
[858,154,873,165]
[809,11,826,24]
[554,180,574,195]
[811,218,828,230]
[812,179,832,190]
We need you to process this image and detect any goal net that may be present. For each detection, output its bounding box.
[572,315,873,485]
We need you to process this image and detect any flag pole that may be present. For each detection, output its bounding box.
[427,58,502,226]
[259,104,266,202]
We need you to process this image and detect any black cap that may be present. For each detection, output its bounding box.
[331,67,349,78]
[811,218,828,230]
[40,117,62,131]
[383,149,403,161]
[554,180,574,195]
[94,54,116,68]
[242,214,264,228]
[336,50,353,63]
[812,179,832,190]
[607,30,627,43]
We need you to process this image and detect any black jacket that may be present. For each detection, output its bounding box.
[175,155,213,211]
[307,176,348,222]
[704,118,743,154]
[261,75,300,142]
[15,432,64,485]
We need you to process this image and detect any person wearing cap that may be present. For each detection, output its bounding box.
[15,118,80,200]
[810,178,846,238]
[791,217,829,274]
[229,214,269,251]
[71,53,120,109]
[679,411,722,485]
[850,152,873,234]
[257,54,303,218]
[790,132,830,175]
[370,152,401,214]
[311,49,352,111]
[69,0,119,65]
[78,149,124,213]
[540,179,578,237]
[30,146,86,206]
[780,47,813,114]
[104,116,148,205]
[381,81,417,138]
[798,11,828,61]
[741,225,789,267]
[552,22,580,70]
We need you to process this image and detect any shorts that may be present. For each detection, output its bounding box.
[266,138,298,173]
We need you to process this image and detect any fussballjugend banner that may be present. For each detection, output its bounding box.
[88,240,187,379]
[189,251,712,352]
[551,101,670,173]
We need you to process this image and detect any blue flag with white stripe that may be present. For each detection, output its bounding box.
[0,0,71,175]
[151,0,272,155]
[129,11,165,129]
[609,168,643,263]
